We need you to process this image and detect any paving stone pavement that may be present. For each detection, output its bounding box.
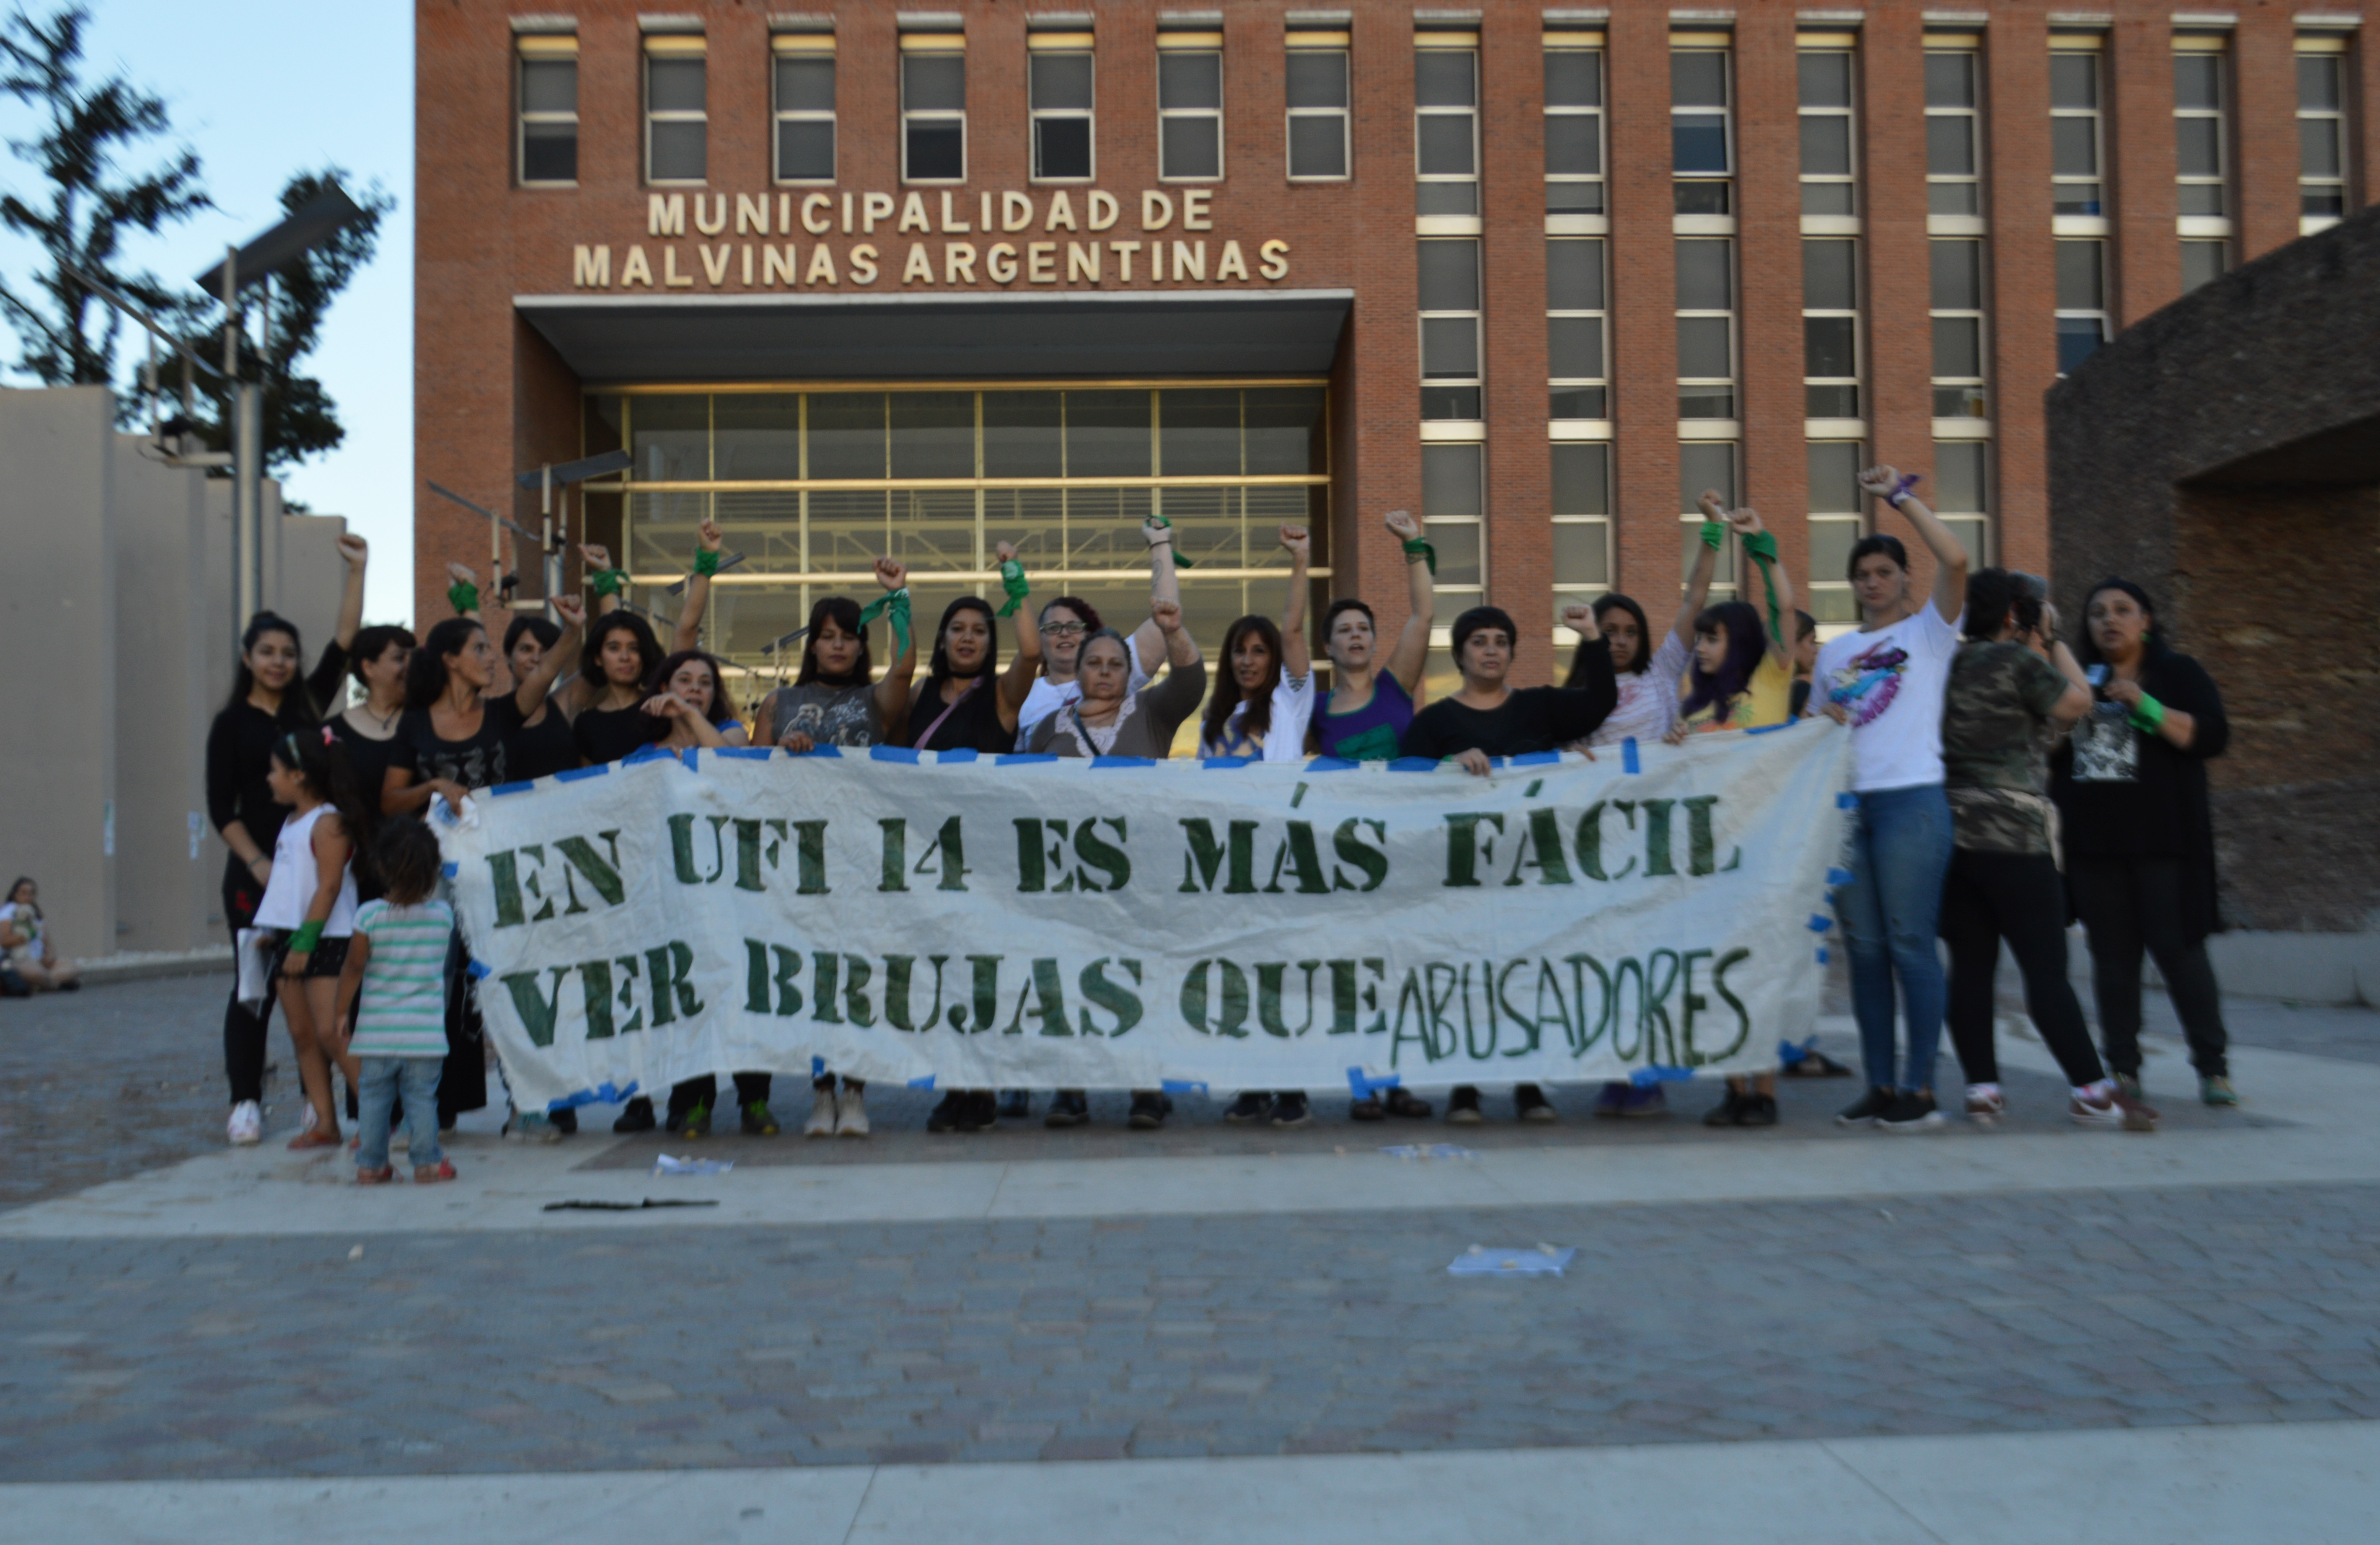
[3,1178,2377,1483]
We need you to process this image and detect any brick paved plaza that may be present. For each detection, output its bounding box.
[3,971,2376,1541]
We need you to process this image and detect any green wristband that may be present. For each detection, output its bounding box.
[289,919,324,954]
[858,586,913,654]
[1401,537,1438,574]
[590,568,626,598]
[997,560,1031,617]
[1700,520,1727,551]
[693,548,720,577]
[2127,692,2166,734]
[447,581,479,614]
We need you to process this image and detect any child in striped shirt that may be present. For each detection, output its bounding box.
[332,819,457,1184]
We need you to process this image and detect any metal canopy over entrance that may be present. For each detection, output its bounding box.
[515,289,1354,382]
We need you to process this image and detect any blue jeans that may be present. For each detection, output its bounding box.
[1834,783,1954,1094]
[358,1057,445,1171]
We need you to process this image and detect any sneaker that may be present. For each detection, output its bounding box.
[1224,1092,1273,1124]
[834,1087,870,1137]
[963,1091,1000,1132]
[2071,1083,2160,1131]
[1593,1082,1629,1118]
[997,1090,1032,1120]
[1878,1091,1946,1133]
[1836,1087,1894,1127]
[612,1098,657,1134]
[1446,1085,1484,1125]
[550,1107,578,1136]
[664,1103,710,1139]
[927,1092,970,1133]
[741,1101,779,1137]
[505,1111,562,1144]
[1271,1091,1312,1127]
[227,1100,263,1146]
[2199,1076,2241,1108]
[1618,1084,1669,1118]
[1736,1093,1779,1127]
[1514,1085,1557,1123]
[2114,1072,2145,1102]
[1965,1085,2008,1126]
[1128,1092,1167,1129]
[1044,1090,1090,1128]
[1702,1088,1745,1127]
[803,1087,837,1138]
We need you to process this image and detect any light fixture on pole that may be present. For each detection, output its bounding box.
[513,450,632,604]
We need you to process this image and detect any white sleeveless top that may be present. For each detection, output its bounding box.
[254,803,360,935]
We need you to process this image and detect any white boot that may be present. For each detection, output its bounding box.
[835,1085,871,1137]
[802,1085,837,1138]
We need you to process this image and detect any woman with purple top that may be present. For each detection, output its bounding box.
[1312,510,1436,764]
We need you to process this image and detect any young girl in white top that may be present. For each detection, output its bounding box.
[257,728,367,1150]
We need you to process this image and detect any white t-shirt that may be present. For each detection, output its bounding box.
[1591,632,1691,747]
[1811,604,1964,791]
[1016,635,1152,752]
[0,902,39,951]
[1206,671,1317,762]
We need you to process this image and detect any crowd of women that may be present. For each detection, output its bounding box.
[197,466,2239,1175]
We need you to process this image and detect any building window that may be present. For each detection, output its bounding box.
[1930,238,1988,418]
[1932,440,1990,568]
[2050,41,2103,216]
[1286,36,1350,180]
[1805,442,1864,623]
[1925,43,1981,216]
[1676,237,1735,420]
[1798,44,1857,215]
[1551,442,1612,634]
[1671,40,1733,215]
[1029,37,1094,181]
[2054,239,2108,372]
[517,35,577,186]
[1419,238,1482,422]
[1547,238,1607,421]
[901,38,966,182]
[1415,36,1479,217]
[772,36,835,183]
[1802,238,1860,419]
[645,36,706,185]
[1421,442,1484,624]
[1679,441,1738,597]
[1156,36,1223,180]
[2173,36,2229,292]
[2296,35,2351,230]
[1544,39,1605,215]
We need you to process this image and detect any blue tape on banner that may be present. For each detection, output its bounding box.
[1807,914,1833,932]
[466,959,492,981]
[716,746,773,760]
[1089,756,1156,769]
[1511,750,1562,766]
[1346,1067,1405,1098]
[1304,756,1361,772]
[995,753,1059,765]
[1622,738,1641,774]
[554,764,610,782]
[870,745,920,764]
[1388,757,1440,772]
[1777,1039,1808,1067]
[1826,867,1854,886]
[933,749,978,764]
[680,748,699,769]
[1836,791,1859,809]
[796,744,844,759]
[908,1074,937,1090]
[547,1080,639,1112]
[440,861,458,878]
[1200,755,1253,769]
[811,1055,825,1078]
[1161,1079,1208,1095]
[489,779,536,797]
[1630,1064,1694,1087]
[1746,720,1792,734]
[621,744,675,766]
[1816,947,1830,964]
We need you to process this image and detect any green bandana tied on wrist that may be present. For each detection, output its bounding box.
[693,548,720,577]
[1738,528,1785,643]
[446,581,479,614]
[859,586,913,654]
[1146,515,1194,568]
[1401,536,1438,574]
[590,568,626,598]
[289,919,323,954]
[1699,520,1727,551]
[997,559,1031,617]
[2127,692,2166,734]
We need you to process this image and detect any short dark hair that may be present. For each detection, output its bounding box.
[374,818,444,908]
[1320,597,1376,654]
[502,615,561,658]
[1450,606,1519,660]
[2076,576,2168,668]
[1847,534,1909,581]
[650,648,736,725]
[347,625,416,687]
[1793,609,1817,642]
[1962,568,2041,643]
[579,610,664,690]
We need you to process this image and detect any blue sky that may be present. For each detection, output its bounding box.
[0,0,414,621]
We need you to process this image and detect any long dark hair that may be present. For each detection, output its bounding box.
[650,647,736,726]
[579,610,664,692]
[5,878,36,920]
[1963,568,2043,644]
[1202,614,1284,750]
[928,597,1001,684]
[222,612,320,726]
[1678,601,1769,724]
[404,617,486,711]
[1583,592,1653,677]
[797,596,872,687]
[2076,576,2169,669]
[346,625,416,688]
[269,728,376,885]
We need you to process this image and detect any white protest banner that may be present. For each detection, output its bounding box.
[438,723,1853,1109]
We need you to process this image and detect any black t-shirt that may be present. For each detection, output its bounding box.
[204,643,350,878]
[328,713,405,811]
[391,695,525,793]
[2051,650,2229,862]
[574,703,668,767]
[907,674,1012,754]
[1400,642,1618,762]
[508,700,582,781]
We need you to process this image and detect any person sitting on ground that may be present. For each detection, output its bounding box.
[0,878,78,992]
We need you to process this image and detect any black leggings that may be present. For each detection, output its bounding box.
[222,870,269,1105]
[2069,856,2230,1080]
[1939,847,2106,1089]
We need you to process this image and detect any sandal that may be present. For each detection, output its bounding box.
[355,1165,396,1185]
[1383,1088,1435,1119]
[287,1129,342,1151]
[413,1159,457,1184]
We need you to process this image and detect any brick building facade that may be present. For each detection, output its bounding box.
[416,0,2377,695]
